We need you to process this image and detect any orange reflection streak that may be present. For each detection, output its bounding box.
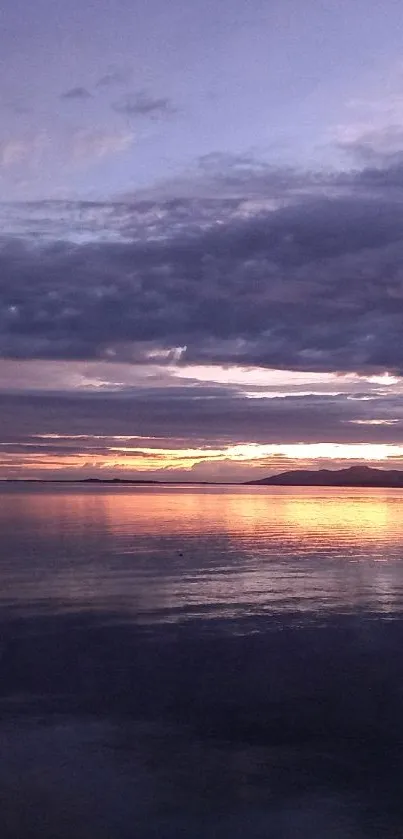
[86,487,403,542]
[2,486,403,619]
[282,492,393,541]
[10,486,403,547]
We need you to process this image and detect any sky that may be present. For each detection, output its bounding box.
[2,0,403,480]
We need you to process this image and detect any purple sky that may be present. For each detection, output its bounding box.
[2,0,403,199]
[2,0,403,479]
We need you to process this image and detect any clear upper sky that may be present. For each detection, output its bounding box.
[2,0,403,200]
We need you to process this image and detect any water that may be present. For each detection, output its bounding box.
[1,484,403,837]
[3,484,403,622]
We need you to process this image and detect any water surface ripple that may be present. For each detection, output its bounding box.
[2,485,403,838]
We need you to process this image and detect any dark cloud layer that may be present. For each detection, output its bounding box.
[2,388,403,447]
[2,158,403,375]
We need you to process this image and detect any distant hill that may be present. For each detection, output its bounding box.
[245,465,403,487]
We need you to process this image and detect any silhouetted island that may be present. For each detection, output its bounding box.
[245,465,403,487]
[2,478,221,485]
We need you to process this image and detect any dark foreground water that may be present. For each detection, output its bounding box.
[1,484,403,837]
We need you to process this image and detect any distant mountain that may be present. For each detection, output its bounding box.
[245,465,403,487]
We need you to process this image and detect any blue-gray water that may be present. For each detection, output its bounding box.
[1,484,403,837]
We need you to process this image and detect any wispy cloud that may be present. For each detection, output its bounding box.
[337,125,403,166]
[0,140,29,168]
[112,91,175,118]
[3,99,32,115]
[60,86,92,101]
[71,129,134,161]
[332,62,403,168]
[95,66,132,89]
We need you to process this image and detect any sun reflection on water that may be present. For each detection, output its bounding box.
[1,485,403,621]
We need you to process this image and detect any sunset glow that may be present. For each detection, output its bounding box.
[2,2,403,483]
[2,439,403,480]
[5,2,403,834]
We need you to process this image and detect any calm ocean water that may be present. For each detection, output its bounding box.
[1,484,403,837]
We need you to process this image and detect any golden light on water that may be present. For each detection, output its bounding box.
[10,485,403,550]
[2,484,403,623]
[282,493,393,540]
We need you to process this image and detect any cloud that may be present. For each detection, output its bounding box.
[95,67,132,88]
[0,140,29,168]
[3,99,32,115]
[333,61,403,168]
[1,354,403,477]
[132,152,333,202]
[2,155,403,375]
[338,125,403,167]
[60,86,92,101]
[112,91,174,118]
[71,130,134,161]
[2,384,403,477]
